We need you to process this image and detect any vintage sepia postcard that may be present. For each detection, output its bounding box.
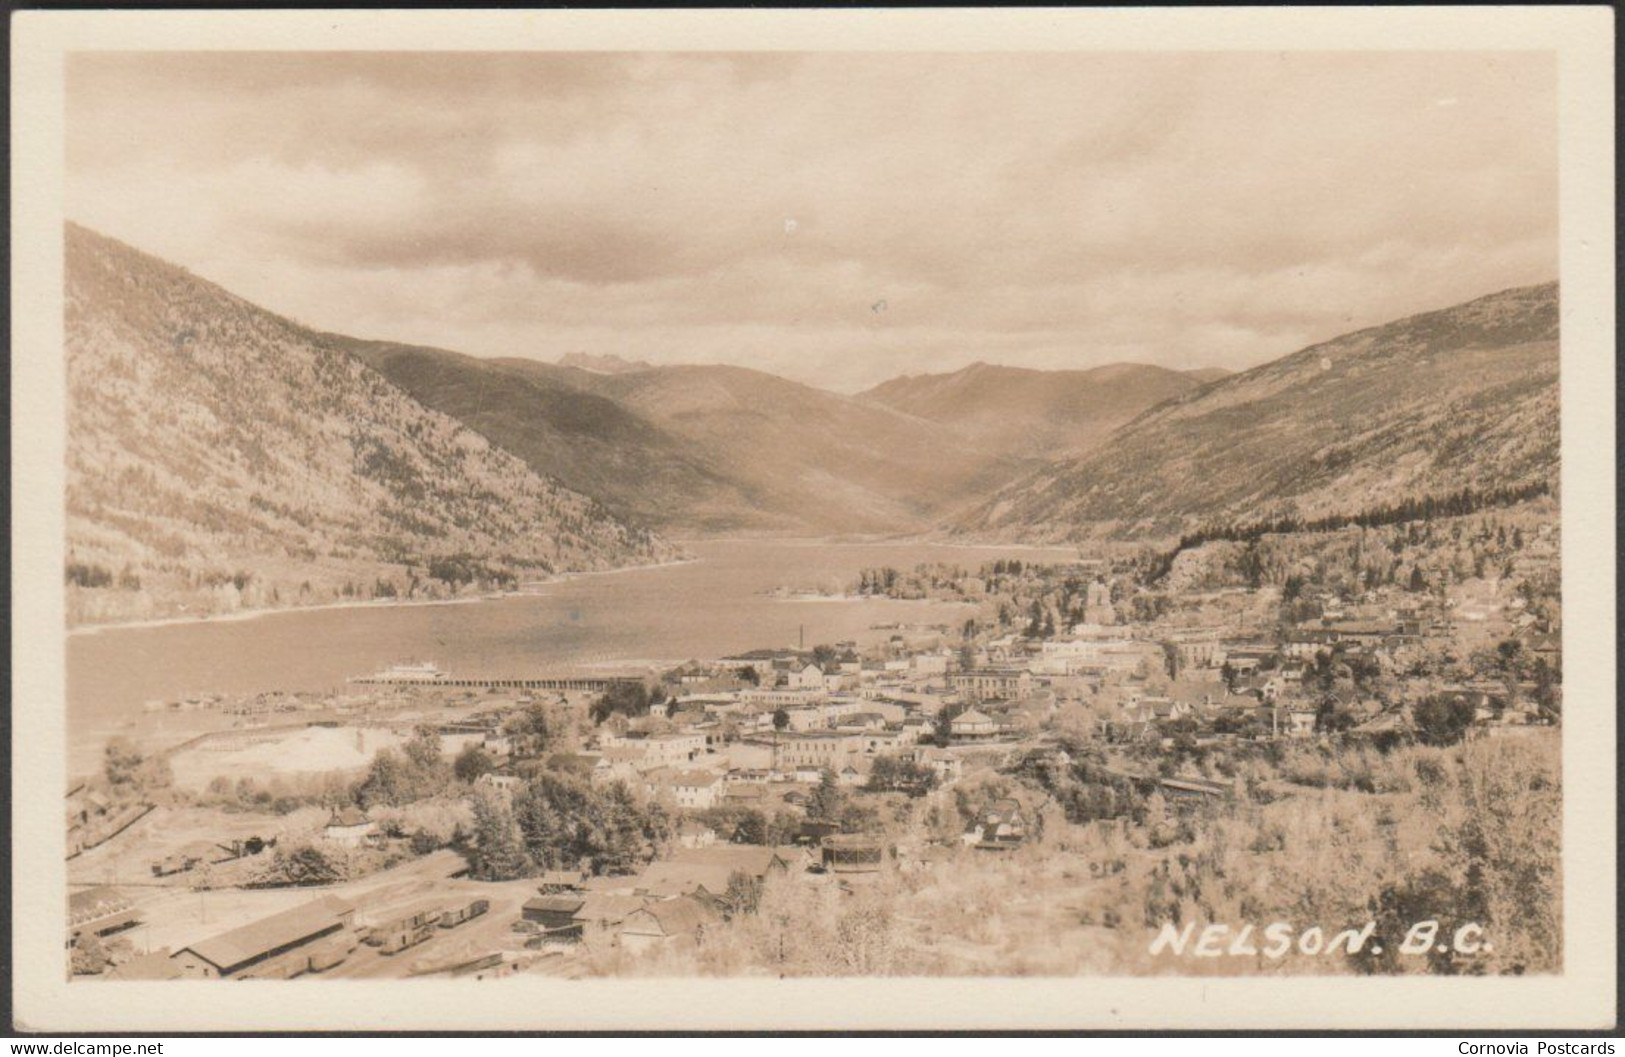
[9,6,1617,1034]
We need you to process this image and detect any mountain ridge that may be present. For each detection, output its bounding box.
[64,222,673,626]
[860,360,1220,457]
[556,351,653,375]
[482,356,1026,535]
[952,280,1560,543]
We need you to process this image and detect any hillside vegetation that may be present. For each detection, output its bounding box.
[862,361,1221,458]
[547,361,1021,535]
[359,347,1026,536]
[955,283,1559,542]
[340,340,756,534]
[65,224,672,626]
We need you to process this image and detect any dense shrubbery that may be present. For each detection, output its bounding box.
[354,725,451,808]
[196,771,350,815]
[1007,744,1146,824]
[806,769,884,834]
[589,682,659,724]
[865,756,940,796]
[1412,696,1479,747]
[453,743,496,783]
[693,805,801,846]
[71,932,113,975]
[1110,733,1561,975]
[98,737,174,807]
[624,731,1560,979]
[66,561,114,588]
[248,842,350,887]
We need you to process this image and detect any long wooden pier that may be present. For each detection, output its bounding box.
[347,675,644,691]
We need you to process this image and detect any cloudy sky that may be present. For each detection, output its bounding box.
[67,51,1556,392]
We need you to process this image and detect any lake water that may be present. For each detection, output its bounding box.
[67,539,1080,769]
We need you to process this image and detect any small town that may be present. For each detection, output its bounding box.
[66,503,1563,981]
[24,20,1604,1039]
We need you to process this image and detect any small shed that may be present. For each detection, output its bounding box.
[522,895,586,938]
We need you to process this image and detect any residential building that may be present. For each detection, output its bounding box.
[618,896,719,955]
[950,668,1034,701]
[476,773,521,794]
[949,708,1002,742]
[785,663,826,690]
[676,820,718,848]
[1162,628,1225,671]
[963,799,1027,850]
[773,731,864,772]
[321,807,375,847]
[654,769,724,811]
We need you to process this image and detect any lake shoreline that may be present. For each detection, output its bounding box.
[68,538,1090,765]
[67,555,700,638]
[66,538,1089,638]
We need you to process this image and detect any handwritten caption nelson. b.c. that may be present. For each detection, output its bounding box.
[1149,920,1489,960]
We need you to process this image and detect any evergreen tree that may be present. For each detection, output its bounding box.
[511,773,671,875]
[1024,600,1046,638]
[807,769,846,822]
[469,789,529,881]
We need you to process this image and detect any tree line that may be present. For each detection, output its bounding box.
[1143,481,1553,582]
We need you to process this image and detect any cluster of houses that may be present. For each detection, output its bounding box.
[69,539,1564,982]
[425,587,1554,830]
[551,581,1559,784]
[519,844,799,953]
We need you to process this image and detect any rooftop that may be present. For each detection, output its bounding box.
[523,895,587,915]
[629,896,719,937]
[175,895,352,973]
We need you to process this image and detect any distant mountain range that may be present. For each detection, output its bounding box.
[353,347,1229,536]
[557,352,653,375]
[338,341,775,534]
[64,224,671,626]
[65,222,1560,594]
[953,282,1560,542]
[861,361,1227,457]
[352,346,1024,535]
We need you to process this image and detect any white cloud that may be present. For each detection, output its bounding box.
[67,51,1557,391]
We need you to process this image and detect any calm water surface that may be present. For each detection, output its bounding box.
[67,540,1079,767]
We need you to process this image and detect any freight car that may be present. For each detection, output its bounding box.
[306,935,358,973]
[439,898,490,929]
[377,923,437,955]
[363,902,445,947]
